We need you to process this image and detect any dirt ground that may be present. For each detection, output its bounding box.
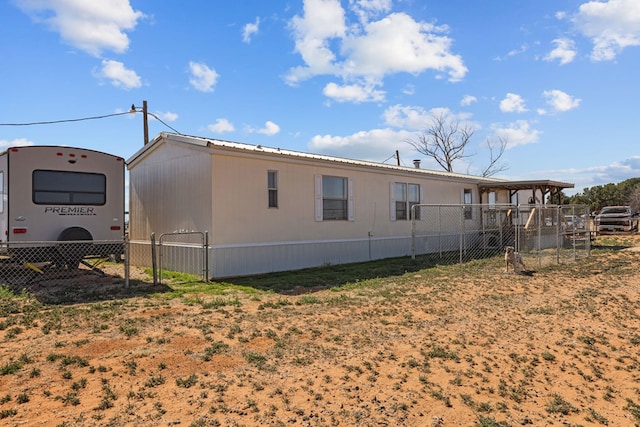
[1,236,640,426]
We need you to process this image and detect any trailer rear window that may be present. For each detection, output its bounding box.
[33,170,106,205]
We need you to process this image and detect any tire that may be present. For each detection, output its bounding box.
[56,227,93,270]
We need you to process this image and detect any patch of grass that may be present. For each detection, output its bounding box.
[214,253,446,293]
[424,346,459,362]
[5,326,23,339]
[541,352,556,361]
[296,295,322,305]
[118,318,143,337]
[203,341,229,361]
[0,360,23,375]
[475,416,509,427]
[546,394,579,415]
[625,398,640,422]
[200,296,241,309]
[176,374,198,388]
[58,392,80,406]
[258,299,292,310]
[0,409,17,419]
[244,352,268,369]
[144,375,166,388]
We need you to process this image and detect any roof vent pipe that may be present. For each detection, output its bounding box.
[413,159,421,169]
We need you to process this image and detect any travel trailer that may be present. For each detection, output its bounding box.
[0,146,125,268]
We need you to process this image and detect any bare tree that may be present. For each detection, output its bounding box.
[406,113,508,177]
[406,113,474,173]
[481,136,508,177]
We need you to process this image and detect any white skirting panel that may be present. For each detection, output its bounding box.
[129,236,414,279]
[210,236,412,278]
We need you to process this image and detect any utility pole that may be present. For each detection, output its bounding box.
[130,100,150,145]
[142,100,149,145]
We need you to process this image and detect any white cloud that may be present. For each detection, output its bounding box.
[350,0,392,23]
[0,138,35,148]
[188,61,219,92]
[94,59,141,89]
[383,104,473,131]
[242,17,260,43]
[460,95,477,106]
[542,89,581,112]
[499,93,527,113]
[507,44,529,57]
[15,0,144,56]
[323,81,385,103]
[208,118,235,133]
[157,112,178,122]
[573,0,640,61]
[251,121,280,136]
[402,84,415,95]
[286,1,467,101]
[491,120,540,148]
[308,128,415,161]
[309,105,481,163]
[383,104,432,130]
[287,0,346,84]
[533,156,640,193]
[341,13,467,81]
[544,38,577,65]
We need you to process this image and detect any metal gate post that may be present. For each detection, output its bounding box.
[204,231,209,282]
[150,232,158,286]
[124,234,130,289]
[411,205,416,260]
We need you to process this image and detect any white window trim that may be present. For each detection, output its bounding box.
[390,182,423,221]
[315,175,354,222]
[462,188,473,220]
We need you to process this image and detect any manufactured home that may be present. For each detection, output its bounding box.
[0,146,125,268]
[127,132,573,278]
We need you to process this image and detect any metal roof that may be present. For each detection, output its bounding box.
[129,132,509,185]
[478,180,574,192]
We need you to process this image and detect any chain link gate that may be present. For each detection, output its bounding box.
[411,204,590,269]
[153,231,209,285]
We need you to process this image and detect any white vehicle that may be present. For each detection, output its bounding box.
[0,146,125,268]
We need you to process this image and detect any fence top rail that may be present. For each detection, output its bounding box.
[413,203,584,209]
[157,231,207,238]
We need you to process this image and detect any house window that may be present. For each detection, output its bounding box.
[268,170,278,208]
[463,188,473,220]
[488,191,496,208]
[314,175,354,222]
[393,183,421,220]
[322,176,348,220]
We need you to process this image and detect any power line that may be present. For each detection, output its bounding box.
[0,111,131,126]
[145,111,182,135]
[0,109,182,135]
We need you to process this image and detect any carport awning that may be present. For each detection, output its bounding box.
[478,179,574,205]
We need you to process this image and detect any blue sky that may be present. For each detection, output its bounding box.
[1,0,639,195]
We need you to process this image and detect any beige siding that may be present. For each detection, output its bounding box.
[207,150,482,246]
[129,141,212,240]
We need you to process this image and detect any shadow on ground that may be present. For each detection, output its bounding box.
[215,250,503,294]
[0,267,171,305]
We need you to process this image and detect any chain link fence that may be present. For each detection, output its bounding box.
[411,204,591,270]
[1,205,591,296]
[0,239,126,294]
